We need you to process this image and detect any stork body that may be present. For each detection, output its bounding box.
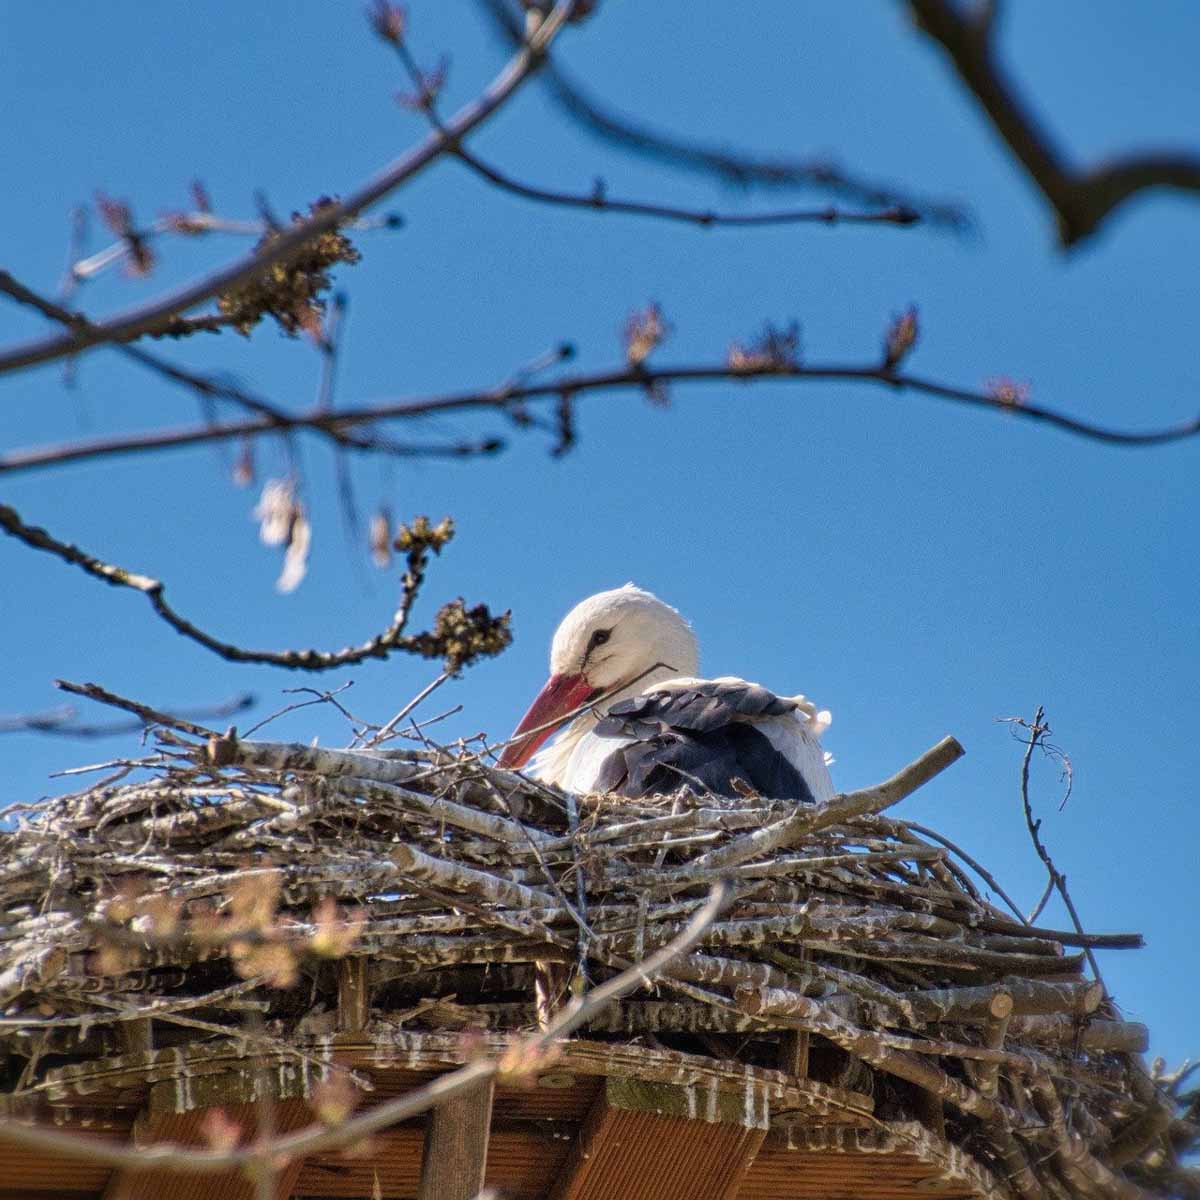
[499,586,833,801]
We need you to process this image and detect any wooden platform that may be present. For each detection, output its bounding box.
[0,1031,1003,1200]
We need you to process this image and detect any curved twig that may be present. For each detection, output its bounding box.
[452,145,922,229]
[0,504,510,673]
[476,0,967,228]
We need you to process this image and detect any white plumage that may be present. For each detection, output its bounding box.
[499,585,833,801]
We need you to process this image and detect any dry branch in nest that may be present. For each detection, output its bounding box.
[0,714,1193,1200]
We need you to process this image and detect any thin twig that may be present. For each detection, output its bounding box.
[364,673,452,748]
[53,680,223,740]
[1011,706,1105,990]
[0,504,508,673]
[476,0,967,228]
[452,144,923,229]
[903,821,1029,924]
[0,693,254,739]
[241,682,357,739]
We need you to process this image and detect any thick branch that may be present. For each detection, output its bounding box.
[908,0,1200,246]
[685,735,964,875]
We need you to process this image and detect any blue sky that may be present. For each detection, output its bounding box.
[1,5,1197,1065]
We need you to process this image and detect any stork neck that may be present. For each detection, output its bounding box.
[532,662,684,787]
[566,661,683,744]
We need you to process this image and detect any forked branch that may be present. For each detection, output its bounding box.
[909,0,1200,246]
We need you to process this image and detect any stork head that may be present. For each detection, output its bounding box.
[498,584,699,769]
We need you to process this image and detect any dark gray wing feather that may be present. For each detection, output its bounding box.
[593,680,814,802]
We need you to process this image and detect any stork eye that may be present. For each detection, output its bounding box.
[587,628,612,652]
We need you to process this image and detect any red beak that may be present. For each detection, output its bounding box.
[498,673,599,769]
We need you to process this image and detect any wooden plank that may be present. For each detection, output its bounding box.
[777,1029,809,1079]
[549,1077,767,1200]
[740,1127,999,1200]
[295,1123,571,1199]
[417,1078,495,1200]
[101,1098,310,1200]
[0,1130,125,1196]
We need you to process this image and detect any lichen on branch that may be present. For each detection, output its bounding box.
[217,199,362,337]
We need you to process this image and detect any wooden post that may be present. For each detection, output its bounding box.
[778,1029,810,1080]
[417,1077,496,1200]
[337,957,370,1033]
[777,949,809,1079]
[912,1075,946,1142]
[119,1018,153,1057]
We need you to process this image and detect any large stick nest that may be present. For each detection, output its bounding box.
[0,728,1195,1199]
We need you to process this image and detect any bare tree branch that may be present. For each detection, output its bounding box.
[1,269,299,422]
[0,417,505,474]
[1008,706,1105,991]
[477,0,968,228]
[0,504,511,673]
[452,144,923,229]
[4,349,1197,480]
[52,680,234,740]
[0,1,578,377]
[908,0,1200,246]
[0,692,254,738]
[0,267,509,466]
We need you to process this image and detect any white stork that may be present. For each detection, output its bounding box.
[498,584,833,801]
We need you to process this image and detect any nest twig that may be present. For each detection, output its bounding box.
[0,720,1192,1200]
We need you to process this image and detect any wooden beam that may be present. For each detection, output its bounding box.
[777,948,809,1078]
[549,1077,767,1200]
[337,958,370,1033]
[417,1077,495,1200]
[101,1097,311,1200]
[778,1029,809,1079]
[912,1059,946,1142]
[119,1018,153,1057]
